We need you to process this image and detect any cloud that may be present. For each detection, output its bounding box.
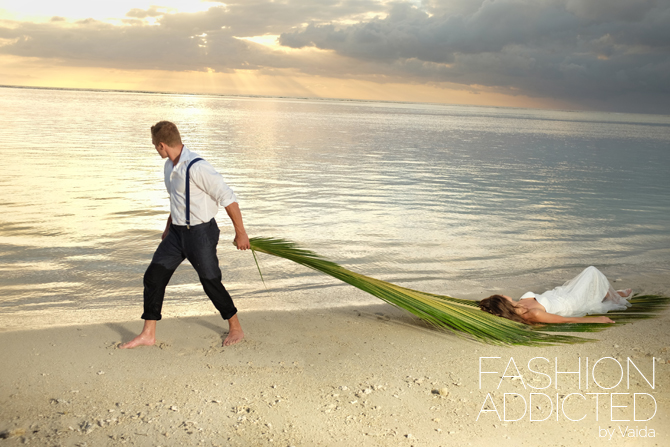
[280,2,582,62]
[565,0,658,22]
[198,0,388,36]
[0,9,270,72]
[279,0,670,113]
[1,0,669,113]
[0,2,392,72]
[125,7,165,19]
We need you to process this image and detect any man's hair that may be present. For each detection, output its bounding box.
[151,121,182,147]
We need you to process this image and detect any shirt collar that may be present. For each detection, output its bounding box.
[173,145,192,168]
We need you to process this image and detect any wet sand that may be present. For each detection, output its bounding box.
[1,296,669,446]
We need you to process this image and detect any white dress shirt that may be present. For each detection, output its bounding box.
[164,146,238,226]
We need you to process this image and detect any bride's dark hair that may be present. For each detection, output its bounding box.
[479,295,529,324]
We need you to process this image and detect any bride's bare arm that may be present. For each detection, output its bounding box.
[524,309,614,324]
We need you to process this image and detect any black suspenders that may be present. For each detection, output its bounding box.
[185,157,203,229]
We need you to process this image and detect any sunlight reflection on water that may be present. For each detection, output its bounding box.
[1,87,670,330]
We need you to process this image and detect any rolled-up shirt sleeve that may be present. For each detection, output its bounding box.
[190,161,238,207]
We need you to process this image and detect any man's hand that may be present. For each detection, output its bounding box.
[234,232,250,250]
[162,228,170,240]
[225,202,250,250]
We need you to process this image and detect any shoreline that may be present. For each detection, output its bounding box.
[2,268,668,334]
[1,302,668,446]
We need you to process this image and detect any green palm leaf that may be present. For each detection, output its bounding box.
[248,237,598,346]
[248,237,669,345]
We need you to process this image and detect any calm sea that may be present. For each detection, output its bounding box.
[1,86,669,330]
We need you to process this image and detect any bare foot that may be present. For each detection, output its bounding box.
[223,329,244,346]
[223,314,244,346]
[119,333,155,349]
[617,288,633,298]
[119,320,157,349]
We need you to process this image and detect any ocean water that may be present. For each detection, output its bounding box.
[1,86,669,330]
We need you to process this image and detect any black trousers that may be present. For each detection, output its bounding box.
[141,218,238,321]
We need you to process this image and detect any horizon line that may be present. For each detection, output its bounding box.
[3,83,669,118]
[0,83,579,114]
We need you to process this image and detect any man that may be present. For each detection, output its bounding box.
[121,121,248,349]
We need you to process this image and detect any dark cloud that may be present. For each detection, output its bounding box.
[1,0,669,113]
[419,0,484,16]
[280,2,583,61]
[279,0,670,113]
[565,0,659,22]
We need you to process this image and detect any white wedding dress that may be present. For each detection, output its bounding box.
[519,266,631,317]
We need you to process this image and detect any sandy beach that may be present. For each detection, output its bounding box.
[1,293,668,447]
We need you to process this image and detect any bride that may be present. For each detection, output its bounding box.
[479,266,632,324]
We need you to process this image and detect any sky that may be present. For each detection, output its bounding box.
[1,0,669,113]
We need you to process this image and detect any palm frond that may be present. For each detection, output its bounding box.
[249,237,597,346]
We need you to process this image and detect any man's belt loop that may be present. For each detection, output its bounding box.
[185,158,203,229]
